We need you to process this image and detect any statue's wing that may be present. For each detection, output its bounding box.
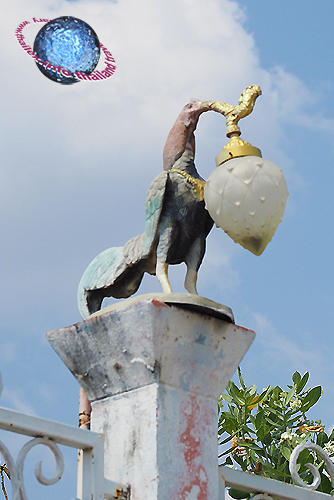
[78,171,168,319]
[77,246,127,318]
[79,246,125,293]
[144,171,168,255]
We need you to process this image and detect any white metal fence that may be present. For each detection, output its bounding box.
[0,404,129,500]
[0,375,333,499]
[1,406,333,500]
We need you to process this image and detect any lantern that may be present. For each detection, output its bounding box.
[203,86,289,256]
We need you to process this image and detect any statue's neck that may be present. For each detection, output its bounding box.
[167,149,200,178]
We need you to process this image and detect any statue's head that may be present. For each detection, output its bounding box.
[239,85,262,104]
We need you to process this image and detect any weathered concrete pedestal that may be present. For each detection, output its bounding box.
[47,294,255,500]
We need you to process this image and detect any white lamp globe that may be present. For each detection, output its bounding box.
[204,156,289,256]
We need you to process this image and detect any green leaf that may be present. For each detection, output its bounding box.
[249,414,256,427]
[265,416,281,427]
[245,384,257,398]
[247,391,265,409]
[318,471,333,494]
[232,454,248,470]
[292,371,301,384]
[228,488,250,499]
[230,405,239,420]
[218,418,239,434]
[226,380,235,396]
[220,393,233,403]
[219,431,238,446]
[228,382,246,406]
[257,425,271,442]
[297,449,313,467]
[285,386,295,405]
[237,366,246,390]
[241,424,256,435]
[271,386,283,402]
[236,441,263,454]
[266,407,285,419]
[296,372,309,394]
[240,406,247,423]
[255,410,265,430]
[300,386,322,412]
[219,411,238,433]
[281,446,291,461]
[263,432,272,447]
[263,408,284,426]
[262,463,292,481]
[317,431,329,447]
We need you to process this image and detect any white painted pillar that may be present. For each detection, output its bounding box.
[47,293,255,500]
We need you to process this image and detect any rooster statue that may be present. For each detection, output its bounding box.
[78,87,262,319]
[78,99,216,319]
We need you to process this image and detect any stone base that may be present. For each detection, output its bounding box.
[47,294,255,500]
[90,292,235,323]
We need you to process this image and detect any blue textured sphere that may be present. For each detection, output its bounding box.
[33,16,100,84]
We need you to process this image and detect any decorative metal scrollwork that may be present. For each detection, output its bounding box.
[0,436,64,500]
[289,442,334,490]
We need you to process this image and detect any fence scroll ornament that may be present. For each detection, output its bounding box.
[0,372,129,500]
[228,444,334,500]
[0,374,66,499]
[289,442,334,490]
[234,444,334,499]
[0,437,64,500]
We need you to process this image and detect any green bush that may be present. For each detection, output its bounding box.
[218,368,334,498]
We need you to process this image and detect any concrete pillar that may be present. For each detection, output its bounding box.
[47,293,255,500]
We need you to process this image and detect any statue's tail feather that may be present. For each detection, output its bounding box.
[78,233,150,319]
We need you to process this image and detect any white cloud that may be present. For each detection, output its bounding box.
[252,312,319,367]
[1,0,330,325]
[247,312,334,393]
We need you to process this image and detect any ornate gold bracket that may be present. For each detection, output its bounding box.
[205,85,262,166]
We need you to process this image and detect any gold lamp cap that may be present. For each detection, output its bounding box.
[215,136,262,167]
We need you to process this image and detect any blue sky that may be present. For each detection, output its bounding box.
[1,0,334,497]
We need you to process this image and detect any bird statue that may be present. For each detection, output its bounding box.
[78,86,263,319]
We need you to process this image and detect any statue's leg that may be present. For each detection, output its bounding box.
[184,268,198,295]
[156,261,172,293]
[184,238,205,295]
[156,226,174,293]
